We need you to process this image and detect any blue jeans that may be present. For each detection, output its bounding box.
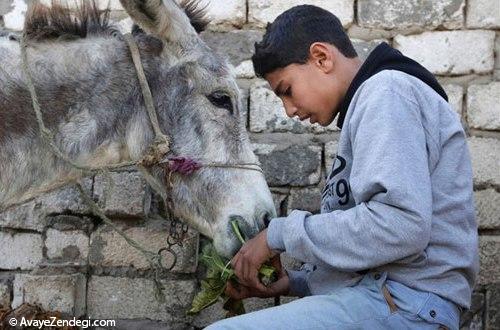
[205,272,460,329]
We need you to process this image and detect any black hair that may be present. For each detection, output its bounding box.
[252,5,357,78]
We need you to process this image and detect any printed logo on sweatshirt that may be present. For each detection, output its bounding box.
[322,155,352,212]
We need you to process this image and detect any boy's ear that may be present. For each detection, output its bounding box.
[309,42,334,73]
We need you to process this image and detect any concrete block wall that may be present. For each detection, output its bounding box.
[1,0,499,329]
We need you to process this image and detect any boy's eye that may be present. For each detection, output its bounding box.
[284,87,292,96]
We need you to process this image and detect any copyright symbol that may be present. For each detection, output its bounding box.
[8,318,17,326]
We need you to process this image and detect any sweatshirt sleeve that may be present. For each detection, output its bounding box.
[266,86,433,272]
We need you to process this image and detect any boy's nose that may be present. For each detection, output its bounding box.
[284,103,298,118]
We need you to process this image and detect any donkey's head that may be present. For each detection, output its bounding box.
[117,0,276,257]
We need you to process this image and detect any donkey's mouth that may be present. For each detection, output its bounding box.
[228,215,255,243]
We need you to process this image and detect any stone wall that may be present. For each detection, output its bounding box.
[1,0,499,329]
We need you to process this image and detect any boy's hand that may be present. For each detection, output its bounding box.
[226,255,289,299]
[231,229,276,290]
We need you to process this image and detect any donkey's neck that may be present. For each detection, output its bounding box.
[0,37,157,210]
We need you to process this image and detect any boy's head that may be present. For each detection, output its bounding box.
[252,5,361,126]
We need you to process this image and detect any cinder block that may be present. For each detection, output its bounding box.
[204,0,246,28]
[253,143,322,187]
[467,82,500,130]
[12,273,86,317]
[288,187,322,214]
[93,172,151,218]
[201,30,264,66]
[486,284,500,329]
[468,137,500,187]
[0,179,93,232]
[87,276,196,322]
[478,236,500,285]
[394,31,495,75]
[443,84,464,116]
[45,229,89,264]
[90,221,199,274]
[0,232,43,270]
[475,189,500,230]
[466,0,500,28]
[248,0,354,28]
[358,0,464,30]
[325,140,339,174]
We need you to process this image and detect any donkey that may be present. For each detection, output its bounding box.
[0,0,276,258]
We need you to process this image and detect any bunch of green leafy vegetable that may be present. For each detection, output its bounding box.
[188,221,277,316]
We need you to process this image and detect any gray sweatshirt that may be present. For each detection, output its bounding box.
[267,68,479,309]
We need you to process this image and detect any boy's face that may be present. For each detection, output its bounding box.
[264,43,360,127]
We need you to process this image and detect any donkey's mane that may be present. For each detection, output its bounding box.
[24,0,210,41]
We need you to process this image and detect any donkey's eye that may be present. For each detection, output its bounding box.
[207,92,233,114]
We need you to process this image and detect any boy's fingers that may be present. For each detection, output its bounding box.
[270,255,283,274]
[225,282,241,299]
[226,281,253,300]
[232,255,244,281]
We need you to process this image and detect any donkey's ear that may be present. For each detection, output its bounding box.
[119,0,199,46]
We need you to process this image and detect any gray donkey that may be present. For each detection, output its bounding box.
[0,0,276,258]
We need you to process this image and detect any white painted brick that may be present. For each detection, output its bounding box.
[394,31,495,75]
[204,0,246,27]
[468,137,500,186]
[12,274,86,316]
[249,80,338,134]
[45,229,89,263]
[87,276,196,321]
[0,232,43,270]
[467,82,500,130]
[248,0,354,28]
[466,0,500,28]
[443,84,463,115]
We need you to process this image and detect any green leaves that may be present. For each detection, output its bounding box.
[188,276,226,315]
[188,221,277,316]
[188,244,231,315]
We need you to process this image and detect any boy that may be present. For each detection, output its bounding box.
[207,5,478,329]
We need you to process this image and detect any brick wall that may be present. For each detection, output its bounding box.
[1,0,499,329]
